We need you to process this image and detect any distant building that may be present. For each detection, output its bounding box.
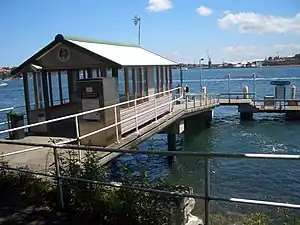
[0,68,11,74]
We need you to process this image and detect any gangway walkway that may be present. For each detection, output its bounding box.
[0,88,219,170]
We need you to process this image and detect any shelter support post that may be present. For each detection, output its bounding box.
[22,71,30,126]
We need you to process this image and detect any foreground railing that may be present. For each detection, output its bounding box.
[0,140,299,225]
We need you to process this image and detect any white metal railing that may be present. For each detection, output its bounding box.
[184,93,219,109]
[0,88,222,160]
[0,140,299,225]
[0,88,183,159]
[0,107,14,127]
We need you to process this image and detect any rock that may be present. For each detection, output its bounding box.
[184,197,196,217]
[185,214,204,225]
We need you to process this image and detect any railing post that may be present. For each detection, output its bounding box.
[134,99,139,133]
[169,91,172,114]
[53,147,64,209]
[180,88,183,109]
[75,116,81,161]
[114,106,120,143]
[200,94,202,107]
[204,158,210,225]
[185,96,188,109]
[205,94,208,105]
[154,97,158,123]
[193,96,196,108]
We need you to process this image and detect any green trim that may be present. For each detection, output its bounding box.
[64,35,140,48]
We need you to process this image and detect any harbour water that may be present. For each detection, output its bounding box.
[0,67,300,218]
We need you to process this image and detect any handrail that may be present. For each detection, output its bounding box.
[0,107,14,112]
[219,92,255,96]
[0,139,300,160]
[78,92,183,140]
[0,139,299,225]
[0,87,182,135]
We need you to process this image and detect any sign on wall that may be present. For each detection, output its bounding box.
[271,81,290,86]
[275,85,285,100]
[57,47,70,62]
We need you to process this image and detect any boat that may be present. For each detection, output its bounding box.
[181,67,188,71]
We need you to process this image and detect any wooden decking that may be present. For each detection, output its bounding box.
[219,98,254,105]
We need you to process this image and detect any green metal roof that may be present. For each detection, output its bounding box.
[64,35,140,48]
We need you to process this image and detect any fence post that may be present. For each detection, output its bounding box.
[53,147,64,209]
[154,97,158,123]
[75,116,81,161]
[204,158,210,225]
[200,94,202,107]
[169,91,172,114]
[185,96,188,109]
[114,106,120,143]
[134,99,139,133]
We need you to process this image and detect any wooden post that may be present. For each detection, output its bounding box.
[160,66,164,96]
[36,71,43,109]
[58,71,63,104]
[100,68,107,77]
[144,67,149,101]
[67,70,73,103]
[96,68,100,77]
[165,66,168,91]
[156,66,159,96]
[22,71,31,126]
[139,67,143,102]
[124,68,129,106]
[169,66,173,90]
[132,68,136,99]
[87,68,93,78]
[32,72,39,109]
[112,68,118,78]
[48,72,54,106]
[41,70,50,124]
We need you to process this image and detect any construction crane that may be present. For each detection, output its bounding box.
[206,50,212,69]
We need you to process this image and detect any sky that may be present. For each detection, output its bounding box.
[0,0,300,66]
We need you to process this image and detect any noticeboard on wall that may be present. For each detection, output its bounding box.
[275,85,285,100]
[82,99,100,121]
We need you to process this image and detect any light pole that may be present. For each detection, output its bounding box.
[199,58,204,91]
[133,15,141,45]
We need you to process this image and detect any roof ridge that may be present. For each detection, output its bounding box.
[63,35,140,48]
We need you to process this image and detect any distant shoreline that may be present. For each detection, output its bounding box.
[174,64,300,70]
[261,64,300,68]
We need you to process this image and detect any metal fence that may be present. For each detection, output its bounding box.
[0,140,299,225]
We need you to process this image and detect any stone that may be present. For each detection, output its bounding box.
[185,214,204,225]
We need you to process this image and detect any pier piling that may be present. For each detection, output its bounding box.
[167,133,177,165]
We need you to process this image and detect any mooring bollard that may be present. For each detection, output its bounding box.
[243,85,249,99]
[202,86,206,106]
[292,85,296,100]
